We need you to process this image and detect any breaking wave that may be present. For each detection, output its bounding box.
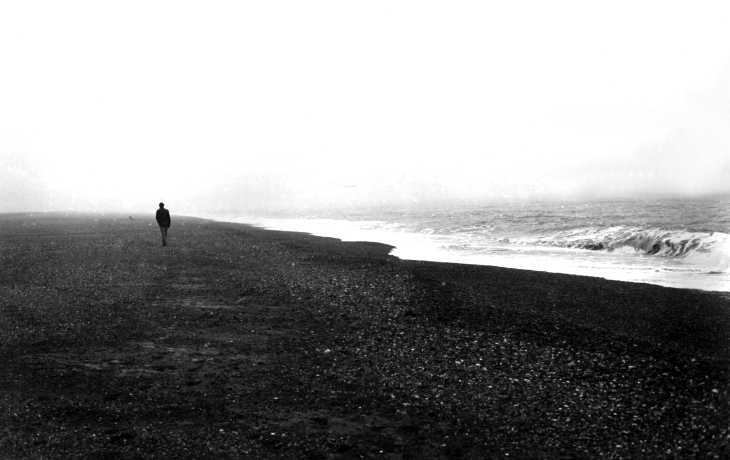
[518,227,729,259]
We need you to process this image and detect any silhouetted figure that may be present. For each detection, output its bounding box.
[156,202,171,246]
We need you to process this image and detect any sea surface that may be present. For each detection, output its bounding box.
[228,197,730,292]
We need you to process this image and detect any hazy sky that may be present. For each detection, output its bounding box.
[1,1,729,214]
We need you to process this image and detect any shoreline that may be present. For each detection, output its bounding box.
[1,213,728,457]
[214,215,730,293]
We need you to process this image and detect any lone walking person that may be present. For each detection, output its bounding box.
[156,202,171,246]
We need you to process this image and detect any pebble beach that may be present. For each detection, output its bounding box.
[0,213,728,458]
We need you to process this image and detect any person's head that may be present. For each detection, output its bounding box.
[159,202,165,209]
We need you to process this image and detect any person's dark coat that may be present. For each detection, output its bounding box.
[156,208,171,227]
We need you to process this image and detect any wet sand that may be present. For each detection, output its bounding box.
[0,213,728,458]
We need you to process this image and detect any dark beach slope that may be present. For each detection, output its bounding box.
[0,214,728,458]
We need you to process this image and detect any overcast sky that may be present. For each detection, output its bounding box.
[1,1,729,214]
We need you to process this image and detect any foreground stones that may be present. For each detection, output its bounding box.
[0,214,728,458]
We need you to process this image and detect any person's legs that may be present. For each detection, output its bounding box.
[160,226,168,246]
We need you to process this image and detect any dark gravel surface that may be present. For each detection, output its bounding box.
[0,213,728,458]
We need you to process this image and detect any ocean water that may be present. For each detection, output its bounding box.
[230,197,730,292]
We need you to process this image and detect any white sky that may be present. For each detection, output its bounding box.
[1,1,729,213]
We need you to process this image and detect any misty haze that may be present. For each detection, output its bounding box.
[1,1,729,458]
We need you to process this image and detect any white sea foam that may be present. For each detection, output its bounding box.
[221,198,730,292]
